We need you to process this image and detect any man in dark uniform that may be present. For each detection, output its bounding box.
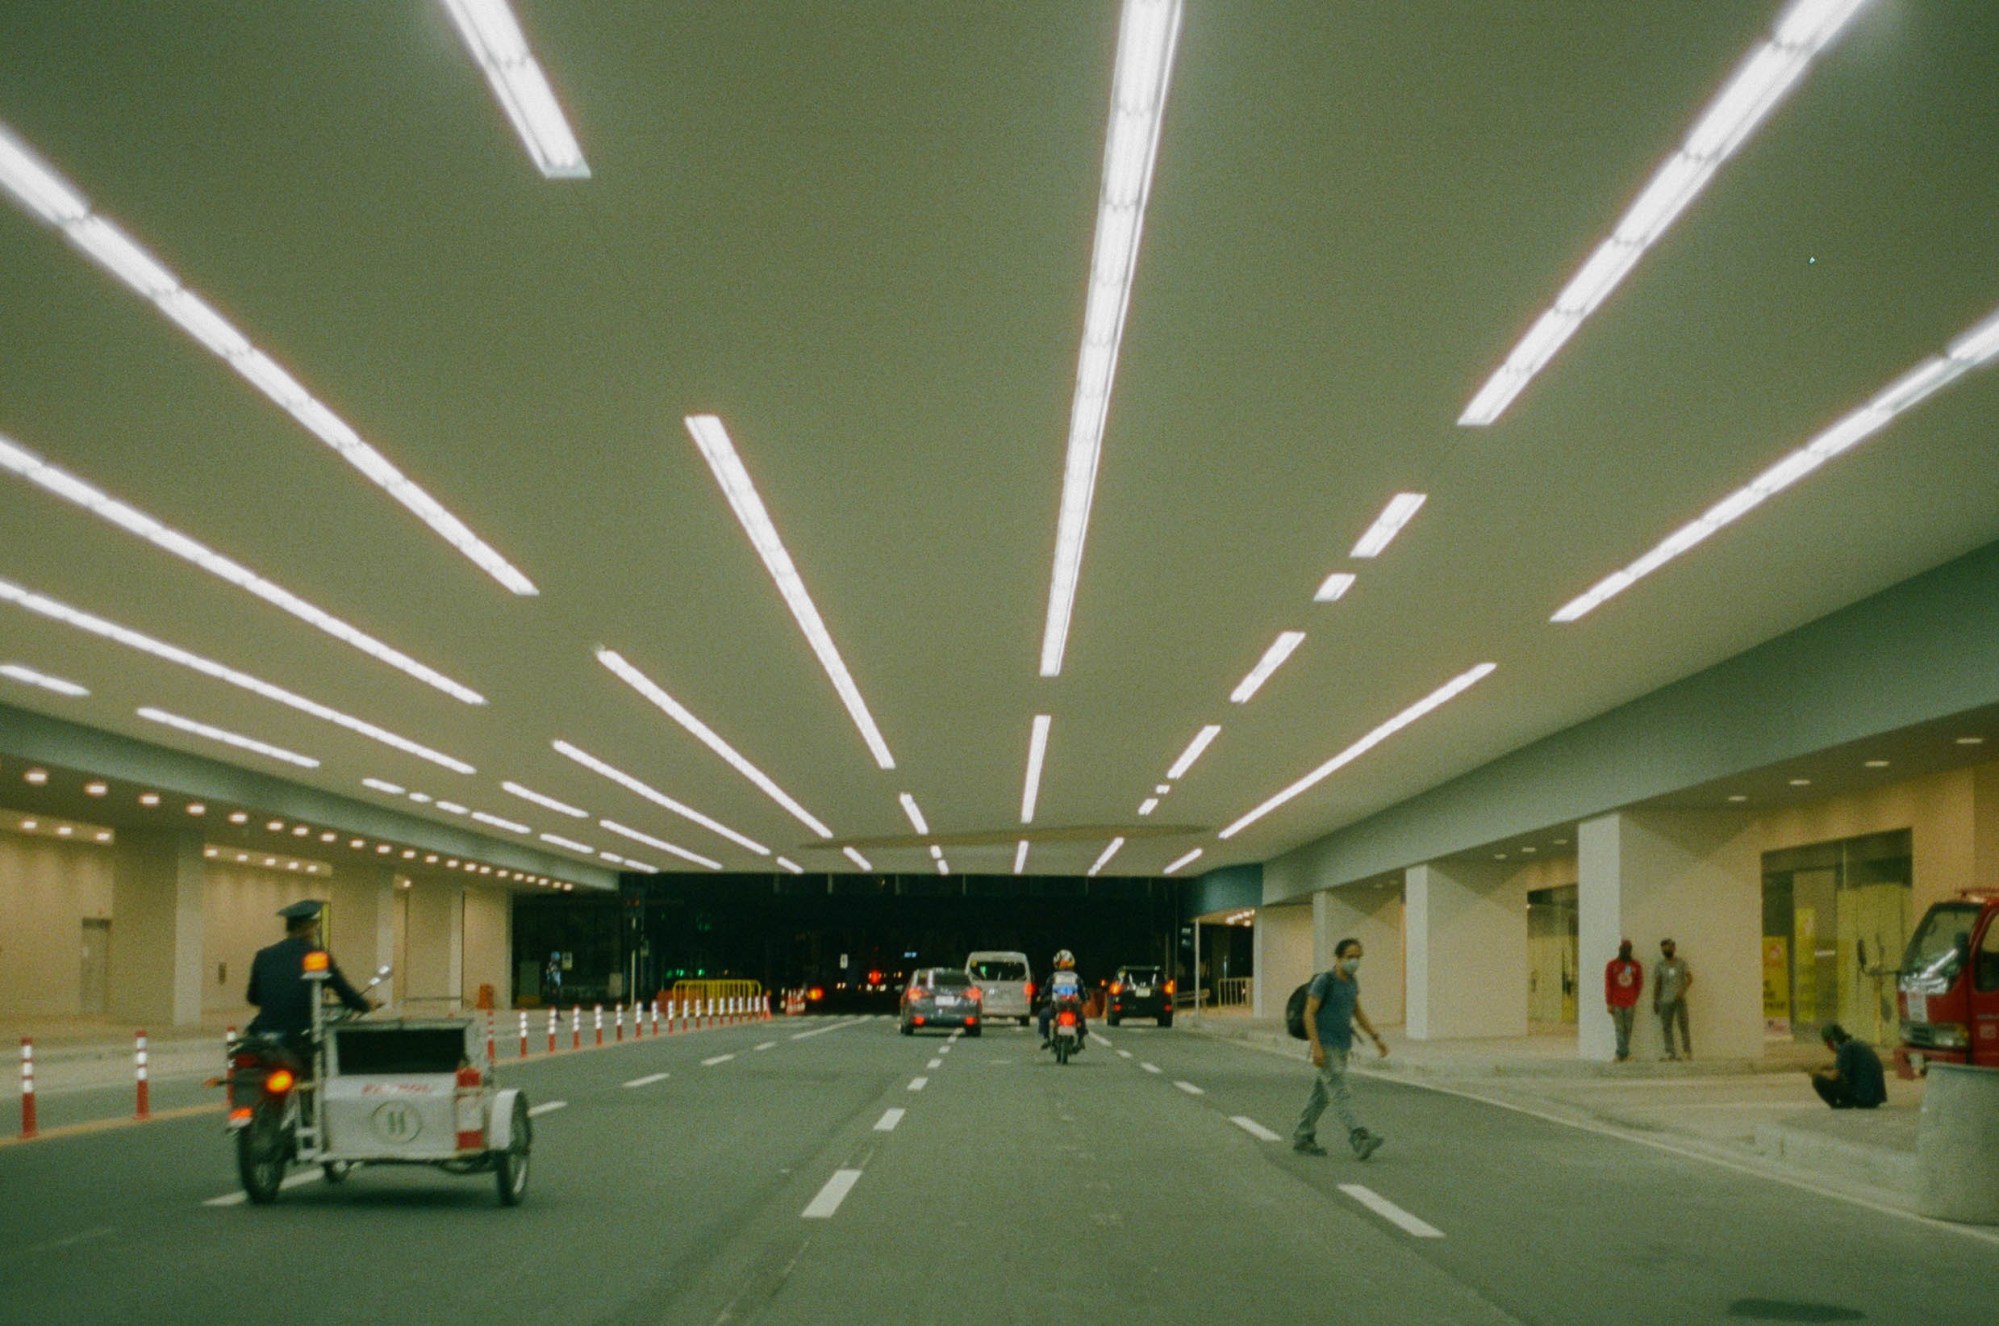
[246,900,374,1046]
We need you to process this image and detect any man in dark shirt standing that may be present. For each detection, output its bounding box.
[1809,1022,1887,1109]
[246,900,374,1044]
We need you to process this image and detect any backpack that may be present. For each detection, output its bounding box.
[1284,975,1321,1040]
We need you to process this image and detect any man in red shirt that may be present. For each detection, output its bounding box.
[1605,939,1644,1062]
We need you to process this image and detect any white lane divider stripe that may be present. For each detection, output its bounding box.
[623,1072,670,1088]
[874,1108,906,1132]
[1173,1080,1204,1095]
[755,1041,777,1051]
[937,1044,952,1054]
[1231,1116,1283,1142]
[1089,1033,1112,1047]
[203,1170,323,1207]
[702,1054,736,1066]
[1338,1184,1445,1239]
[802,1168,863,1219]
[528,1100,568,1117]
[789,1018,867,1040]
[908,1076,929,1091]
[1140,1062,1162,1074]
[1116,1049,1133,1059]
[926,1058,943,1069]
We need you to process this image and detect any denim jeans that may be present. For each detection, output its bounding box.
[1658,999,1690,1056]
[1611,1005,1636,1058]
[1294,1046,1362,1143]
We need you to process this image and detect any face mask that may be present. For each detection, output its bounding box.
[1340,958,1361,975]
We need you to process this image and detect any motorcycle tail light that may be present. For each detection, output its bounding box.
[263,1069,295,1096]
[1058,1010,1078,1027]
[229,1106,254,1122]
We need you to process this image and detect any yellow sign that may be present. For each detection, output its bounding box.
[1762,935,1791,1038]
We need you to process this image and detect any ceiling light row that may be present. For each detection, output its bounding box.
[1020,714,1052,825]
[1013,840,1030,876]
[842,846,874,871]
[553,738,769,856]
[136,706,318,769]
[1163,847,1203,875]
[1458,0,1870,425]
[0,662,87,696]
[11,814,112,844]
[204,846,325,874]
[441,0,591,179]
[599,818,721,871]
[0,123,536,595]
[1087,836,1126,877]
[1230,631,1306,705]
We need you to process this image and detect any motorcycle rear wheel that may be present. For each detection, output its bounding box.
[1054,1036,1071,1065]
[236,1107,287,1204]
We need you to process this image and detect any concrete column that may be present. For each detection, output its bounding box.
[1578,809,1761,1062]
[109,828,206,1027]
[403,879,465,1014]
[1313,885,1404,1027]
[1252,903,1313,1019]
[328,864,397,994]
[1404,860,1526,1040]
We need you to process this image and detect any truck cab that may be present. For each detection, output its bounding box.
[1896,891,1999,1077]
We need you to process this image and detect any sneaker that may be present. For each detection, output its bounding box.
[1292,1138,1327,1156]
[1350,1129,1384,1160]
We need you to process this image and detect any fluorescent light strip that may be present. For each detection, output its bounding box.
[842,846,874,871]
[1020,714,1053,824]
[441,0,591,179]
[622,858,661,874]
[1038,0,1185,677]
[136,707,318,769]
[0,123,536,596]
[1163,847,1203,875]
[1313,572,1356,603]
[1230,631,1306,704]
[436,801,470,815]
[1137,797,1159,816]
[538,832,596,854]
[1088,836,1126,877]
[684,416,895,769]
[1552,301,1999,622]
[777,856,804,875]
[553,739,769,854]
[0,434,486,703]
[597,647,831,836]
[1350,493,1427,559]
[1165,724,1221,781]
[1459,0,1869,425]
[1220,663,1497,839]
[502,780,588,819]
[473,811,531,834]
[1013,840,1030,875]
[599,818,722,871]
[362,778,407,795]
[928,844,943,860]
[0,576,474,773]
[0,663,87,696]
[898,793,930,836]
[934,856,950,876]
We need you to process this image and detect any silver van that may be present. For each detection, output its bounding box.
[965,951,1033,1025]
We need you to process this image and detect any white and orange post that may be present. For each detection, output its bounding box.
[571,1005,581,1051]
[134,1029,150,1120]
[547,1007,558,1055]
[594,1004,603,1048]
[651,999,660,1037]
[19,1038,36,1140]
[519,1011,529,1060]
[485,1010,496,1065]
[615,1004,624,1043]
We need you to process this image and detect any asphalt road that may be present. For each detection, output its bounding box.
[2,1017,1994,1325]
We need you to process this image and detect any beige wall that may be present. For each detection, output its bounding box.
[200,863,301,1021]
[1313,886,1404,1027]
[461,885,513,1010]
[1754,765,1980,914]
[1251,902,1313,1020]
[0,827,115,1016]
[1406,859,1529,1040]
[402,880,465,1015]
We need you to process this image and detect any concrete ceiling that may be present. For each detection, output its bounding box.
[2,2,1997,883]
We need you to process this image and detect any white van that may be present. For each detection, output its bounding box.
[965,951,1034,1025]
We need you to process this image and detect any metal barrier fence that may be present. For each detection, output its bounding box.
[1212,977,1254,1010]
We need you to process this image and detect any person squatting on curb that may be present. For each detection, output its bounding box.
[1293,937,1388,1160]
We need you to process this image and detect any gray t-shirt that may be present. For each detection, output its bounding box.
[1308,968,1360,1052]
[1655,957,1690,1004]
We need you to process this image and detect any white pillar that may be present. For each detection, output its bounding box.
[1313,886,1404,1027]
[1404,860,1526,1040]
[1252,904,1313,1019]
[1578,809,1762,1062]
[110,828,206,1027]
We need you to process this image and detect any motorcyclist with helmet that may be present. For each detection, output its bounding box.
[246,900,375,1062]
[1037,949,1088,1052]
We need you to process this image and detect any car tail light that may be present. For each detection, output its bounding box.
[807,986,824,1001]
[1024,981,1034,1000]
[1164,979,1176,994]
[968,987,983,1003]
[263,1068,295,1096]
[912,1015,926,1026]
[1109,981,1123,995]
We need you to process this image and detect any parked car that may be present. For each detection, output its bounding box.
[966,951,1033,1025]
[1106,964,1174,1027]
[901,968,983,1036]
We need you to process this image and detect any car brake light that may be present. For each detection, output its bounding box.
[1109,981,1123,995]
[808,986,824,1001]
[1024,982,1034,1000]
[912,1015,926,1026]
[263,1068,295,1096]
[968,987,983,1003]
[1164,979,1176,994]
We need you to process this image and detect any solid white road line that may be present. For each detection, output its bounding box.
[926,1058,942,1069]
[1338,1184,1445,1239]
[874,1108,906,1132]
[1140,1062,1162,1074]
[801,1168,863,1219]
[1231,1116,1283,1142]
[755,1041,777,1052]
[1173,1080,1204,1095]
[908,1076,929,1091]
[702,1054,736,1066]
[203,1171,323,1207]
[622,1072,670,1088]
[527,1100,568,1117]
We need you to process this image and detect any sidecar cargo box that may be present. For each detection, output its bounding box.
[327,1019,478,1076]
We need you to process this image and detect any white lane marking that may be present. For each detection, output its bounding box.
[1231,1115,1282,1142]
[702,1054,736,1066]
[528,1100,568,1117]
[908,1076,929,1091]
[1090,1033,1112,1047]
[1173,1080,1204,1095]
[203,1170,322,1207]
[623,1072,670,1088]
[1116,1049,1133,1059]
[1338,1184,1445,1239]
[801,1168,863,1219]
[19,1226,115,1255]
[754,1041,777,1052]
[874,1108,906,1132]
[1140,1062,1162,1074]
[937,1044,952,1054]
[926,1058,943,1069]
[789,1018,865,1041]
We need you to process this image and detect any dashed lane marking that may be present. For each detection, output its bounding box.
[203,1170,322,1207]
[702,1054,736,1066]
[926,1058,943,1069]
[1338,1184,1445,1239]
[1140,1062,1162,1074]
[1116,1049,1133,1059]
[937,1044,952,1054]
[801,1168,863,1219]
[908,1076,929,1091]
[1231,1116,1283,1142]
[1173,1080,1204,1095]
[874,1108,906,1132]
[787,1017,868,1041]
[754,1041,777,1052]
[528,1100,568,1117]
[623,1072,670,1088]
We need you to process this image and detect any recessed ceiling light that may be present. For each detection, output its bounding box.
[1458,1,1869,425]
[286,861,300,871]
[289,825,309,837]
[350,838,366,849]
[441,0,591,179]
[1313,572,1356,603]
[1956,736,1986,746]
[1021,714,1053,825]
[445,858,459,867]
[598,818,722,871]
[266,820,285,832]
[1038,0,1185,678]
[1231,631,1306,704]
[1789,778,1812,786]
[408,791,433,804]
[842,846,873,871]
[898,793,930,836]
[1727,794,1749,802]
[683,417,895,769]
[500,779,588,820]
[1554,837,1569,845]
[1864,759,1890,768]
[1520,845,1536,853]
[1155,784,1171,796]
[235,852,249,862]
[1553,301,1999,624]
[0,577,475,773]
[0,437,486,703]
[376,844,393,854]
[1087,836,1127,878]
[320,831,336,843]
[1220,662,1496,839]
[1013,840,1030,876]
[1137,797,1159,816]
[0,126,535,596]
[472,811,531,834]
[1163,847,1202,875]
[85,781,107,797]
[1166,725,1221,781]
[401,849,416,859]
[186,803,206,816]
[776,856,804,876]
[1351,493,1427,559]
[596,648,832,836]
[94,831,110,842]
[23,768,48,785]
[226,810,247,824]
[1494,853,1508,861]
[138,792,160,807]
[553,740,769,855]
[0,662,88,696]
[424,854,438,864]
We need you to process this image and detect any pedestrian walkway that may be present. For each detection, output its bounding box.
[1182,1014,1924,1213]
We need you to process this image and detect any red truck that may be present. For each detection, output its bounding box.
[1895,890,1999,1078]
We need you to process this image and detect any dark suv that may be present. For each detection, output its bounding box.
[1106,965,1173,1027]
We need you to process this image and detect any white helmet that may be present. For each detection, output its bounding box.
[1054,949,1076,969]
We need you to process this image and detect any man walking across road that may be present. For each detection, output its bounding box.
[1604,939,1643,1062]
[1654,938,1693,1060]
[1293,938,1389,1160]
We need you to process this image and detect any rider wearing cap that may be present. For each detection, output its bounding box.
[246,900,374,1044]
[1037,949,1088,1051]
